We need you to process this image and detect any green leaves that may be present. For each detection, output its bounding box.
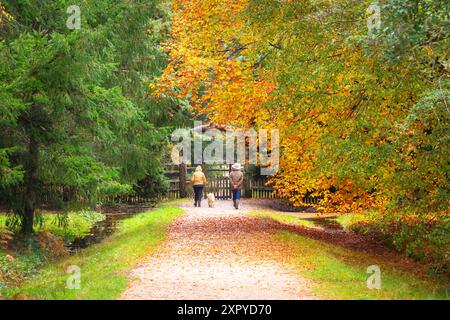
[0,147,23,186]
[0,0,181,231]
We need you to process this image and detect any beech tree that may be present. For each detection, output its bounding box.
[154,0,449,218]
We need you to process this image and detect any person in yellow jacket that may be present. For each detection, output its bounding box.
[191,165,207,207]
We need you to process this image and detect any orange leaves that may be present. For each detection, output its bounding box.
[203,71,276,126]
[152,0,275,128]
[0,226,13,250]
[35,231,68,257]
[153,0,435,216]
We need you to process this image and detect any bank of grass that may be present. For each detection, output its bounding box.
[333,213,366,230]
[249,211,449,299]
[277,230,449,300]
[1,211,105,290]
[334,211,449,275]
[158,198,190,208]
[2,203,183,299]
[247,210,316,228]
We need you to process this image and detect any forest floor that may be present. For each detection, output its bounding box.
[121,199,448,300]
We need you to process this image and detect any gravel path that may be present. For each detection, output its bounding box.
[121,199,316,300]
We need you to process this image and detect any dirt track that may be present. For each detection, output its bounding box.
[121,199,316,300]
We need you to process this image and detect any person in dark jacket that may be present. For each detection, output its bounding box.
[229,163,243,209]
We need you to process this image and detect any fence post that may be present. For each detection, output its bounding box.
[243,177,251,198]
[179,151,187,198]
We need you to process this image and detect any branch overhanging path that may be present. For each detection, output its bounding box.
[121,199,317,300]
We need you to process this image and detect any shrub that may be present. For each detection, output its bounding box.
[0,238,48,290]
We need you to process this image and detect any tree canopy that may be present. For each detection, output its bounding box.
[1,0,448,233]
[153,0,449,218]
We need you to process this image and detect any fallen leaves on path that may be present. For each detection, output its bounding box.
[121,200,316,300]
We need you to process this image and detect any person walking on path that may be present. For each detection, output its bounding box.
[229,163,244,209]
[191,165,207,207]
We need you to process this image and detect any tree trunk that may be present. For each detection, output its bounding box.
[22,135,39,235]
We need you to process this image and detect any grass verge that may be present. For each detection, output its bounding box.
[333,213,366,230]
[333,211,449,274]
[1,210,105,290]
[1,204,183,300]
[277,230,449,299]
[247,210,316,228]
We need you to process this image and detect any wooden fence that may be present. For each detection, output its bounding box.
[247,179,322,204]
[35,166,322,205]
[159,175,322,204]
[186,176,232,199]
[249,179,276,199]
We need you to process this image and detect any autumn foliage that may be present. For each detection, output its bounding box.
[153,0,449,271]
[153,1,450,273]
[154,0,448,220]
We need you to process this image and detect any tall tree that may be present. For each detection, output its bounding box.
[0,0,184,234]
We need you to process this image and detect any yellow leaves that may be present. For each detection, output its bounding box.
[153,0,433,215]
[152,0,258,112]
[0,3,13,24]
